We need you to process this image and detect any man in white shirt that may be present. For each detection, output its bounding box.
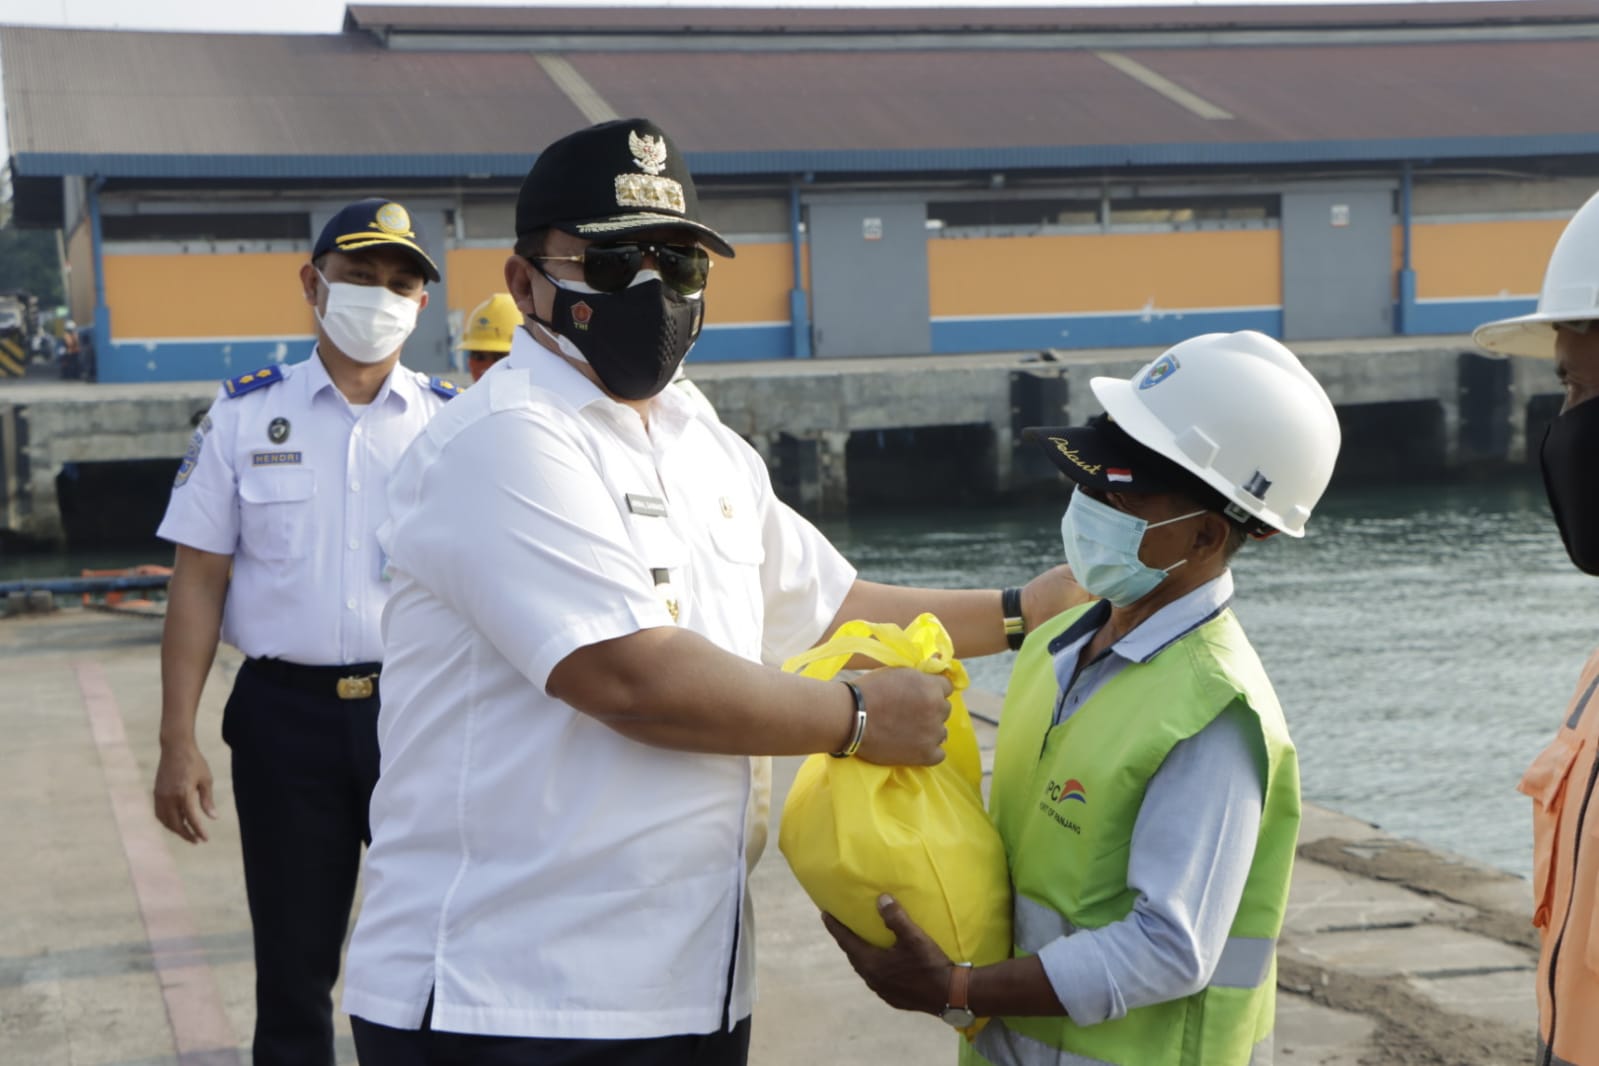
[151,198,460,1066]
[343,118,1076,1066]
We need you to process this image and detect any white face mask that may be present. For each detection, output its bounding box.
[315,270,421,365]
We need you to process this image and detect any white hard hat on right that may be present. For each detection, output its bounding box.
[1093,331,1341,538]
[1473,190,1599,359]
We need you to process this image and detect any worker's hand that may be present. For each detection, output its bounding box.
[1022,563,1094,630]
[152,739,217,844]
[850,668,952,766]
[822,894,953,1015]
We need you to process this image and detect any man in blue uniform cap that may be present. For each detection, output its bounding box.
[152,197,457,1066]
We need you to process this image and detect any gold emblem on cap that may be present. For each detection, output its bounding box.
[629,129,668,175]
[374,203,412,235]
[1048,436,1103,475]
[615,174,686,214]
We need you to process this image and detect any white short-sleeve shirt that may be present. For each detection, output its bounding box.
[155,352,452,665]
[342,330,856,1039]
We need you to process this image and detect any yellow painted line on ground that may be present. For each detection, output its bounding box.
[1095,51,1235,120]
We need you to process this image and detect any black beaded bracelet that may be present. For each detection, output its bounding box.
[1002,586,1026,651]
[831,681,868,758]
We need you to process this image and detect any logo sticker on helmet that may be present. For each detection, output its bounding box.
[1139,353,1180,390]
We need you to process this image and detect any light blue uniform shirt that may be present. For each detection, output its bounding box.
[1033,570,1267,1026]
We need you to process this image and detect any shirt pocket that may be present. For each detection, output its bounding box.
[1518,730,1585,930]
[707,495,766,568]
[238,466,316,562]
[700,495,765,648]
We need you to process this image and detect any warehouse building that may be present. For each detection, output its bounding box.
[4,0,1599,382]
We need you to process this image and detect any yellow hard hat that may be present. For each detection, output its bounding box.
[458,293,520,354]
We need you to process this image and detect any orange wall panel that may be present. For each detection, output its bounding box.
[703,242,802,326]
[1411,218,1565,300]
[104,252,313,339]
[444,248,513,316]
[928,230,1282,317]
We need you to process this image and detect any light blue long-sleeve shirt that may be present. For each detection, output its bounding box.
[1030,571,1268,1027]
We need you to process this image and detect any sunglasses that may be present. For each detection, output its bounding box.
[533,242,711,296]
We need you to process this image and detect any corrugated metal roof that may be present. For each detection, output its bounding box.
[558,41,1599,153]
[0,26,586,159]
[5,12,1599,184]
[344,1,1599,35]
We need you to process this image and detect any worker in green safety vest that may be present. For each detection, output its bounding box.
[824,330,1343,1066]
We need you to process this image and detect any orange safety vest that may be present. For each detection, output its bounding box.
[1521,646,1599,1066]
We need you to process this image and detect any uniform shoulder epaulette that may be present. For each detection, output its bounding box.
[223,364,284,398]
[429,375,463,400]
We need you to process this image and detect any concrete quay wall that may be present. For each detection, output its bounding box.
[0,335,1563,544]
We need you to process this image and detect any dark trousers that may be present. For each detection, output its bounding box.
[351,999,752,1066]
[223,658,382,1066]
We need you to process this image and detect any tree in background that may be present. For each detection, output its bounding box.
[0,226,63,304]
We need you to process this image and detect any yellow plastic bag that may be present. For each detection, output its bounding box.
[778,613,1013,984]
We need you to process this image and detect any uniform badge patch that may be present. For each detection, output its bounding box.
[173,428,205,487]
[268,416,290,444]
[251,450,303,467]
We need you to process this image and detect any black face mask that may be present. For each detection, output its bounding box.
[531,269,704,401]
[1541,398,1599,575]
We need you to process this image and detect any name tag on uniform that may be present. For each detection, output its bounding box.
[625,493,668,517]
[251,450,303,466]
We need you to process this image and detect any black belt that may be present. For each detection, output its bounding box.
[245,657,382,701]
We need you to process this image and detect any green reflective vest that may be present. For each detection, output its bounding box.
[966,601,1299,1066]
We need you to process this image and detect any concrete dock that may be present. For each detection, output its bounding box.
[1,607,1541,1065]
[0,335,1564,544]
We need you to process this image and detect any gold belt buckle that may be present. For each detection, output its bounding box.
[336,674,376,700]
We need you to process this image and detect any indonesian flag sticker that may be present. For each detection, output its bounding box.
[1107,468,1133,483]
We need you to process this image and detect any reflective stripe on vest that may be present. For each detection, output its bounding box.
[1015,894,1276,991]
[973,1018,1276,1066]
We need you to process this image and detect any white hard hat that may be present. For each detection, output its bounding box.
[1473,190,1599,359]
[1092,331,1341,537]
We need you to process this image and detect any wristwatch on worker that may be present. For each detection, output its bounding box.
[939,960,976,1028]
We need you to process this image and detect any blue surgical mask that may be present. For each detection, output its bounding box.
[1059,491,1206,608]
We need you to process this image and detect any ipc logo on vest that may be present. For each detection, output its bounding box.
[1040,779,1087,835]
[1045,779,1087,804]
